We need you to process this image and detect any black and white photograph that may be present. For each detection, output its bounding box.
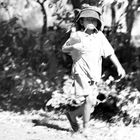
[0,0,140,139]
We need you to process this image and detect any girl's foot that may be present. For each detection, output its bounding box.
[80,127,92,138]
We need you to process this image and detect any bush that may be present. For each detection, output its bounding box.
[0,18,68,111]
[46,73,140,126]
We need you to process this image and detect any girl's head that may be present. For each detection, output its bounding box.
[82,17,98,31]
[76,6,102,31]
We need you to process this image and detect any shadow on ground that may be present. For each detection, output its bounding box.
[32,119,70,132]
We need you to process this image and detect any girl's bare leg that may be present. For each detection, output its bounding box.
[83,96,94,128]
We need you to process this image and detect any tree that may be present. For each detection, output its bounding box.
[70,0,81,9]
[0,0,14,20]
[125,0,140,41]
[35,0,47,48]
[36,0,47,35]
[70,0,101,9]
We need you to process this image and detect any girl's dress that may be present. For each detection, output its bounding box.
[62,31,114,102]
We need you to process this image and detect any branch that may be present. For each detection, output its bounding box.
[36,0,41,4]
[43,0,47,3]
[36,0,47,5]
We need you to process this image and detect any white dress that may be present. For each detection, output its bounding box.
[62,31,114,99]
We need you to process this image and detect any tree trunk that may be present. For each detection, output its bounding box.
[40,2,47,35]
[70,0,100,9]
[70,0,81,9]
[36,0,47,47]
[125,1,135,37]
[125,0,140,45]
[111,1,116,28]
[81,0,100,6]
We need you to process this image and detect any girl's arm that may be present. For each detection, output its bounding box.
[109,54,126,79]
[62,39,74,53]
[100,31,125,79]
[62,31,82,53]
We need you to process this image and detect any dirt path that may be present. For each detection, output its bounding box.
[0,110,140,140]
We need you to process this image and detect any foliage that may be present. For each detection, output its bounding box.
[46,72,140,126]
[0,17,69,111]
[46,90,86,113]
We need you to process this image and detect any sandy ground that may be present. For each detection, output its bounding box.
[0,110,140,140]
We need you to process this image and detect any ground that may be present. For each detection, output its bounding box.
[0,109,140,140]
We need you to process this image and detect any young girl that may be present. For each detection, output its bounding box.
[62,6,125,134]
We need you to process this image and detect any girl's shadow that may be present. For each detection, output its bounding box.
[32,119,70,132]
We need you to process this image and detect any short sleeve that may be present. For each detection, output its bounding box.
[99,31,114,58]
[62,31,84,53]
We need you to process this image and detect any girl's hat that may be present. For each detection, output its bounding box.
[77,6,102,30]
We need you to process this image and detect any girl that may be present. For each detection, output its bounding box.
[62,5,125,134]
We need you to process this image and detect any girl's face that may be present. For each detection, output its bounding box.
[82,17,98,30]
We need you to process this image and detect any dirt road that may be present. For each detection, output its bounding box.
[0,110,140,140]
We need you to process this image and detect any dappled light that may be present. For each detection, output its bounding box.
[0,0,140,139]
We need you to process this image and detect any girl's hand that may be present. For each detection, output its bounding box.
[69,27,81,45]
[109,54,126,80]
[117,66,126,79]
